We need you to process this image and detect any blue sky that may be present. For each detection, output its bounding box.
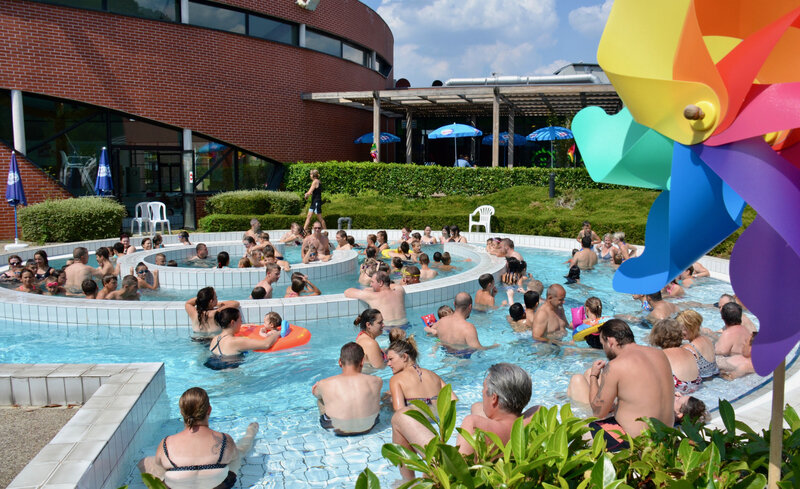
[359,0,613,87]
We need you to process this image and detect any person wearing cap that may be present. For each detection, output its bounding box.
[569,235,598,270]
[531,284,568,343]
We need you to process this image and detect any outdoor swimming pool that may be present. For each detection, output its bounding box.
[0,244,769,489]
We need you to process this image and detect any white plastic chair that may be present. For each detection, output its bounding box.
[59,150,97,190]
[148,202,172,235]
[468,205,495,234]
[130,202,152,236]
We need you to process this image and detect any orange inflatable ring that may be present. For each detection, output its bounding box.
[235,324,311,352]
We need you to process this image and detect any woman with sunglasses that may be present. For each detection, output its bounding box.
[132,262,159,290]
[1,255,23,282]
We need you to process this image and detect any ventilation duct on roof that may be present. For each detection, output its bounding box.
[443,74,600,86]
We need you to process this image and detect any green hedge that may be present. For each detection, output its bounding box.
[284,162,623,197]
[204,190,303,215]
[19,197,126,243]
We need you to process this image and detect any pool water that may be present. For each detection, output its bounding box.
[182,247,304,268]
[0,246,770,489]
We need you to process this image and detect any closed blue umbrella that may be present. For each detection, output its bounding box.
[6,153,27,244]
[354,132,401,144]
[428,123,483,165]
[94,147,113,196]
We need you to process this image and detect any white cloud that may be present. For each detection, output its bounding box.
[375,0,560,86]
[568,0,613,37]
[534,59,571,75]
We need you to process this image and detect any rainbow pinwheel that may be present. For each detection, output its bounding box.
[573,0,800,375]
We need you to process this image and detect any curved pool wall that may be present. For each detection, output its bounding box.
[0,230,504,328]
[119,242,359,290]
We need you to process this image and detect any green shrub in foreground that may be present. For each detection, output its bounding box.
[204,190,303,216]
[19,197,126,243]
[285,162,625,197]
[359,384,786,488]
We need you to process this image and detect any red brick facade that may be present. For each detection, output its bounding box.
[0,0,394,238]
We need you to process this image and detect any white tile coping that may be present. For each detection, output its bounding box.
[116,242,359,290]
[3,362,167,489]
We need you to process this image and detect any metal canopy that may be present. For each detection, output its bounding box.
[301,84,622,117]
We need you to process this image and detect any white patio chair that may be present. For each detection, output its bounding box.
[148,201,172,235]
[59,150,97,190]
[130,202,152,236]
[468,205,494,234]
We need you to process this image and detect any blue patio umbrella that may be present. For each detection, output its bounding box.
[94,147,113,196]
[6,153,27,244]
[428,123,483,164]
[197,142,227,153]
[482,132,528,167]
[526,126,574,168]
[354,132,401,144]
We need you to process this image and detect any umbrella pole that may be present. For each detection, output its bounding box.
[768,360,785,489]
[454,139,457,166]
[13,205,18,245]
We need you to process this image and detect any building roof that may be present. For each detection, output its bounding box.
[302,84,622,118]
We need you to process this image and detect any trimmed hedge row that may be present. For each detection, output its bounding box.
[19,197,126,243]
[284,162,622,197]
[204,190,303,215]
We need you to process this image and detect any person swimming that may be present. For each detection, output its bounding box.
[204,308,280,370]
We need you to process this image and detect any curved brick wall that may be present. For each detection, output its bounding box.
[0,0,394,162]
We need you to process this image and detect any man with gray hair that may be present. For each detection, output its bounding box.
[390,363,534,481]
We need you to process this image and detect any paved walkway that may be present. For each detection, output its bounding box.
[0,406,76,488]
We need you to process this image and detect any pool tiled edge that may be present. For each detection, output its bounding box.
[3,363,167,489]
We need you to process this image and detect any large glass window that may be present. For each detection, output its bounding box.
[0,90,11,146]
[237,152,277,190]
[108,114,181,147]
[250,15,297,45]
[377,55,392,77]
[39,0,103,9]
[342,43,367,66]
[193,138,235,192]
[109,0,178,21]
[188,1,245,34]
[306,30,342,57]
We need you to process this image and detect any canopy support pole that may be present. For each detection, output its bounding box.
[508,109,515,169]
[769,360,785,489]
[372,92,381,163]
[405,110,412,164]
[492,88,500,168]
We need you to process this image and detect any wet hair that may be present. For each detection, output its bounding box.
[34,250,49,266]
[451,225,461,236]
[340,342,364,366]
[523,290,539,309]
[179,387,211,428]
[354,308,382,331]
[141,237,152,248]
[391,257,403,270]
[505,257,521,274]
[581,235,592,248]
[613,253,623,265]
[365,246,377,259]
[81,279,98,296]
[347,236,356,246]
[678,397,710,424]
[291,277,305,293]
[599,319,635,346]
[377,230,388,243]
[650,318,684,349]
[153,234,163,247]
[73,247,88,260]
[113,242,125,254]
[433,252,442,262]
[121,274,138,288]
[454,292,472,312]
[419,253,430,265]
[195,243,207,253]
[509,303,525,321]
[265,311,282,327]
[646,291,663,302]
[437,305,454,318]
[441,252,452,265]
[243,236,256,246]
[94,247,109,261]
[195,287,216,327]
[387,334,419,363]
[217,251,230,268]
[478,273,494,289]
[373,271,392,286]
[102,274,117,285]
[167,260,178,267]
[251,286,266,299]
[485,363,532,415]
[585,297,602,317]
[262,246,275,259]
[399,241,410,254]
[721,302,743,326]
[676,310,703,340]
[214,307,240,330]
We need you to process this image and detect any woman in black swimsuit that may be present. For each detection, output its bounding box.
[33,250,55,282]
[303,169,326,231]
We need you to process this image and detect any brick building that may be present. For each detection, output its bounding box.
[0,0,394,235]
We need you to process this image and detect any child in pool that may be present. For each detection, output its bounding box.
[474,273,502,311]
[438,252,456,272]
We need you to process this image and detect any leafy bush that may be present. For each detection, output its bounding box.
[285,162,625,197]
[204,190,303,215]
[19,197,126,243]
